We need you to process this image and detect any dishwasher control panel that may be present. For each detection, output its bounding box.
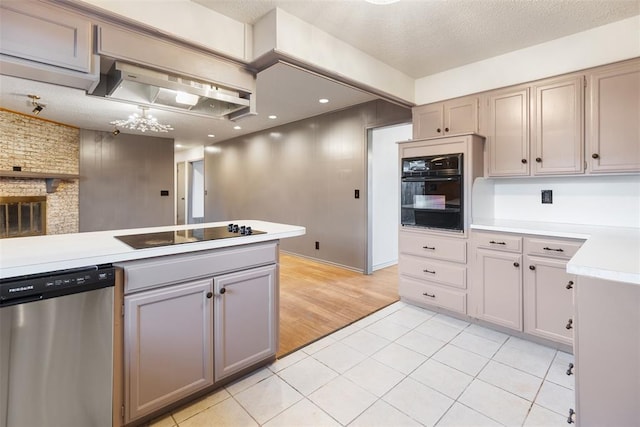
[0,265,115,307]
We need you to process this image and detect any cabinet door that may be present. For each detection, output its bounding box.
[473,249,522,331]
[444,97,478,136]
[124,279,213,422]
[532,76,584,175]
[486,88,530,176]
[413,103,444,139]
[588,60,640,173]
[524,256,574,346]
[214,265,278,381]
[0,2,92,72]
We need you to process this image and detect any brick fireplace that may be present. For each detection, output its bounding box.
[0,109,79,236]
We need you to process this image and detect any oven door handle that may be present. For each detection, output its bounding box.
[402,177,459,182]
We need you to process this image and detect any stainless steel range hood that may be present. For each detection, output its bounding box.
[98,62,252,120]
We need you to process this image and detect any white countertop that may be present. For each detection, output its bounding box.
[0,220,306,279]
[471,218,640,285]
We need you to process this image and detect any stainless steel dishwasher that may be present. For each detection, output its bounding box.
[0,265,115,427]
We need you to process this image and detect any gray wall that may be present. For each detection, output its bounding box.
[79,130,174,232]
[205,100,411,271]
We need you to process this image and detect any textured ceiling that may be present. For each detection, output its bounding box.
[194,0,640,78]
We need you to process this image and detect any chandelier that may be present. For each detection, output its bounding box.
[110,107,174,133]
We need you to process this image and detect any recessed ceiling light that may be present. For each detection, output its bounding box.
[365,0,400,4]
[175,144,183,148]
[268,115,277,119]
[233,125,242,130]
[319,98,329,104]
[207,134,215,138]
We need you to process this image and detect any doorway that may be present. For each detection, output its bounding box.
[176,159,205,225]
[366,123,412,273]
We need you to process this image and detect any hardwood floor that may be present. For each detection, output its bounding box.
[277,253,399,357]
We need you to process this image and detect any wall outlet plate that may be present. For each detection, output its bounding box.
[541,190,553,204]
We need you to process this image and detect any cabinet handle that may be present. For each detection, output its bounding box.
[566,318,573,330]
[423,269,436,274]
[513,262,520,267]
[521,158,528,164]
[436,128,441,133]
[489,240,506,245]
[535,157,542,163]
[592,153,599,159]
[529,265,536,271]
[543,247,564,252]
[566,362,574,376]
[567,408,576,424]
[444,127,449,132]
[206,292,213,299]
[219,288,226,295]
[423,292,436,298]
[566,280,574,290]
[423,245,436,250]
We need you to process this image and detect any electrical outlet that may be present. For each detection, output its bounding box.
[354,189,360,199]
[541,190,553,204]
[315,241,320,250]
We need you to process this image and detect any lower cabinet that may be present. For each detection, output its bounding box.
[473,248,523,331]
[214,264,278,381]
[124,278,214,422]
[524,256,575,346]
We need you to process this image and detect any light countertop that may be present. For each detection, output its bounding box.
[471,218,640,285]
[0,220,305,279]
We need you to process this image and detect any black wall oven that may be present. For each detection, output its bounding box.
[401,153,463,231]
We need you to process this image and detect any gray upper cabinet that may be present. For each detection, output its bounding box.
[587,59,640,174]
[214,264,278,381]
[531,75,585,175]
[485,86,530,176]
[413,96,478,139]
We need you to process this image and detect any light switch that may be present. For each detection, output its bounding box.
[541,190,553,204]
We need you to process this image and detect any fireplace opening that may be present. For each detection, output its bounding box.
[0,196,47,238]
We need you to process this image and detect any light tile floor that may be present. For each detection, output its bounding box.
[150,301,574,427]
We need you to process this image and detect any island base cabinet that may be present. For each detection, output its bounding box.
[214,265,278,381]
[575,277,640,426]
[124,278,214,423]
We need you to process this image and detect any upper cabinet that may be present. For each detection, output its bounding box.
[413,96,478,139]
[531,75,584,175]
[0,1,99,91]
[587,60,640,174]
[484,75,584,177]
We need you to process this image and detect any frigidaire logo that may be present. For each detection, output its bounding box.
[9,285,34,293]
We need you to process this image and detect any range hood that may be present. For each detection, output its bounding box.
[97,61,253,120]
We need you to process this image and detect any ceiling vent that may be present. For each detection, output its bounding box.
[95,62,253,120]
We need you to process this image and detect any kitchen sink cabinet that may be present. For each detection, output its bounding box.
[574,276,640,426]
[586,59,640,174]
[214,264,278,381]
[531,75,585,175]
[123,278,214,423]
[413,96,478,139]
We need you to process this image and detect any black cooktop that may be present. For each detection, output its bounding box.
[115,224,265,249]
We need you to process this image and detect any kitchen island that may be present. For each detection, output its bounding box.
[0,220,305,427]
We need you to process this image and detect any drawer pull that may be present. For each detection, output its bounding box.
[566,280,574,290]
[566,363,574,376]
[543,247,564,252]
[423,269,436,274]
[513,262,520,268]
[567,408,576,424]
[529,265,536,271]
[422,245,436,250]
[489,240,506,245]
[566,318,573,330]
[422,292,436,298]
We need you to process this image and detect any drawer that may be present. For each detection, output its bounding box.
[399,231,466,263]
[525,237,583,259]
[399,254,466,289]
[399,275,466,314]
[473,231,522,252]
[118,242,278,294]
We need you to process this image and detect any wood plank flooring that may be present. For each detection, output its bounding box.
[277,253,399,357]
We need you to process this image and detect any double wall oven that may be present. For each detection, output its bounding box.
[401,153,463,231]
